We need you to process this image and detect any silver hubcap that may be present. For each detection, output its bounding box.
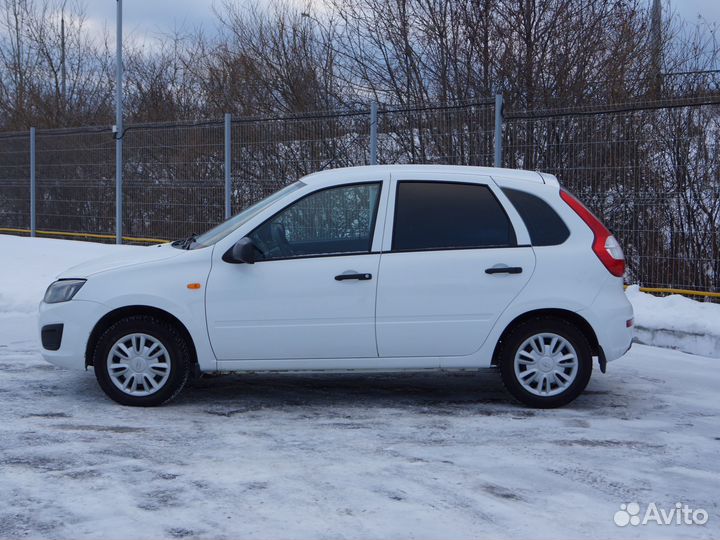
[514,332,578,397]
[107,333,171,397]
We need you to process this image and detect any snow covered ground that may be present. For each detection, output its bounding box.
[0,235,718,539]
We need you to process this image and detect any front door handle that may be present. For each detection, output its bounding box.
[485,266,523,275]
[335,272,372,281]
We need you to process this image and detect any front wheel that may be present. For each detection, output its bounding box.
[499,317,592,408]
[93,315,191,406]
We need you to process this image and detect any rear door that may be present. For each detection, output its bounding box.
[375,172,535,358]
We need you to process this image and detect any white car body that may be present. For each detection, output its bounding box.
[39,165,633,406]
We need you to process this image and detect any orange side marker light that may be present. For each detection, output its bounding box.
[187,283,202,290]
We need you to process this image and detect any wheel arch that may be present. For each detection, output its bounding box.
[491,308,601,366]
[85,305,199,368]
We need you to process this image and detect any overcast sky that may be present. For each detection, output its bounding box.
[82,0,222,44]
[81,0,720,47]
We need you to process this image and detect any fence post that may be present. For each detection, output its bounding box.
[115,130,123,244]
[30,127,36,237]
[224,113,232,219]
[494,93,504,168]
[115,0,123,244]
[369,101,378,165]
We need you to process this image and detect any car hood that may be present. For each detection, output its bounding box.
[58,243,183,279]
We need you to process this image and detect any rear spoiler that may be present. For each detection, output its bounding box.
[537,172,560,187]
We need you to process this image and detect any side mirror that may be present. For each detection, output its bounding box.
[223,237,257,264]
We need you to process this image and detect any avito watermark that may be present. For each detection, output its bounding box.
[614,502,709,527]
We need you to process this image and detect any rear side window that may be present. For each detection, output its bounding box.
[502,188,569,246]
[392,181,516,251]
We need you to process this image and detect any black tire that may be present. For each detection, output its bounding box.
[93,315,191,406]
[498,317,592,408]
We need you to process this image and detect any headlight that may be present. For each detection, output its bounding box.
[43,279,86,304]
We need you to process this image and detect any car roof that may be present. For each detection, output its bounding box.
[300,164,558,186]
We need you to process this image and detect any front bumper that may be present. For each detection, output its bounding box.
[38,299,107,370]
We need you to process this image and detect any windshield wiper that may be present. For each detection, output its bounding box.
[172,232,198,250]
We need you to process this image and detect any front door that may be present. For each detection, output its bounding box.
[205,181,383,361]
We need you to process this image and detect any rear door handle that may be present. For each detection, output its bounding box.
[335,272,372,281]
[485,266,523,275]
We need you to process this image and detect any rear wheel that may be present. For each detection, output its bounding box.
[93,315,191,406]
[499,317,592,408]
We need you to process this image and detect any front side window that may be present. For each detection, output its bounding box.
[392,181,516,251]
[249,182,381,260]
[193,181,305,248]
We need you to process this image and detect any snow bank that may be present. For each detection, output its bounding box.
[626,285,720,358]
[0,235,143,314]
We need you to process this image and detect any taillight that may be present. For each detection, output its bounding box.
[559,189,625,277]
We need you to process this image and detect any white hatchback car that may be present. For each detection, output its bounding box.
[39,165,633,408]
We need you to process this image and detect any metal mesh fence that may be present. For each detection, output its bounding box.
[230,110,371,216]
[123,122,224,241]
[0,97,718,293]
[503,98,720,293]
[377,101,495,166]
[0,133,30,230]
[35,128,115,237]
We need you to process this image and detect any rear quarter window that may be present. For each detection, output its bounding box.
[502,188,570,246]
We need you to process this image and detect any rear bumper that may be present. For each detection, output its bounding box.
[579,277,634,362]
[38,299,107,370]
[601,331,634,362]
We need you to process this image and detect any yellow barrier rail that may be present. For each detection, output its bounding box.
[626,286,720,299]
[1,228,719,299]
[0,227,167,245]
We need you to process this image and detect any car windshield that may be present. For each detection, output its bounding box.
[186,181,305,248]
